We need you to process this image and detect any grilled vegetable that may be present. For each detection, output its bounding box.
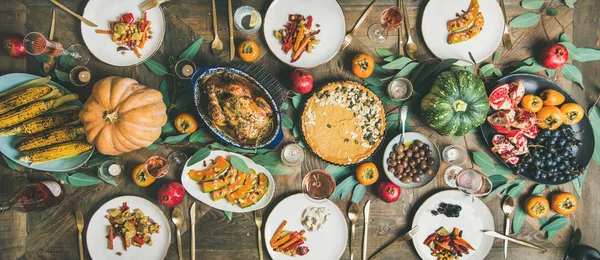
[16,125,85,151]
[0,77,51,98]
[0,94,78,129]
[0,84,63,115]
[19,140,93,164]
[0,106,80,136]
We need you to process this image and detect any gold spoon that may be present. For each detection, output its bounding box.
[401,1,417,59]
[348,203,361,260]
[171,207,184,260]
[502,196,515,259]
[211,0,223,56]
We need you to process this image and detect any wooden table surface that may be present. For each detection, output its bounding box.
[1,0,599,259]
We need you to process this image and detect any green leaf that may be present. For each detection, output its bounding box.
[364,77,382,88]
[382,57,412,70]
[546,69,556,77]
[174,94,194,109]
[144,59,169,76]
[102,178,117,186]
[493,51,501,62]
[546,7,558,16]
[394,62,420,79]
[521,0,545,9]
[223,210,232,221]
[280,102,289,112]
[330,175,359,200]
[374,64,388,76]
[564,0,575,8]
[559,42,580,59]
[486,182,513,199]
[189,129,208,143]
[511,59,546,74]
[291,95,303,109]
[509,13,541,28]
[159,79,171,107]
[480,64,496,77]
[494,165,513,175]
[574,48,600,62]
[542,215,568,232]
[86,154,119,168]
[164,134,190,144]
[562,64,584,89]
[263,163,295,175]
[54,69,70,83]
[376,48,395,58]
[472,151,495,171]
[538,216,549,226]
[282,114,293,129]
[54,172,70,185]
[384,55,400,62]
[325,164,351,180]
[452,136,460,142]
[512,206,527,234]
[292,123,300,138]
[489,175,509,187]
[559,33,569,42]
[507,181,526,198]
[569,228,582,251]
[209,142,271,154]
[67,173,103,186]
[531,184,546,195]
[572,168,587,198]
[186,147,211,166]
[589,107,600,164]
[230,155,251,173]
[179,37,204,60]
[146,143,159,150]
[350,184,367,203]
[2,155,19,171]
[468,52,477,65]
[162,121,178,136]
[252,152,281,165]
[493,68,503,77]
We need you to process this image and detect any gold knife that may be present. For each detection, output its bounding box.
[499,0,513,50]
[362,200,371,260]
[397,0,404,55]
[228,0,235,61]
[44,10,57,73]
[190,202,196,260]
[49,0,98,27]
[483,231,547,252]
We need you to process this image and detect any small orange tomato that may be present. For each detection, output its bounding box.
[539,89,565,106]
[521,94,544,113]
[174,113,198,134]
[524,196,549,218]
[356,162,379,186]
[351,54,375,79]
[238,40,259,62]
[551,192,578,215]
[560,103,584,125]
[132,164,155,187]
[537,106,563,130]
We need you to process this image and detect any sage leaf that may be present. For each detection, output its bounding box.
[521,0,544,9]
[511,59,546,74]
[103,178,117,186]
[54,69,70,83]
[542,215,568,232]
[280,102,289,112]
[538,216,548,226]
[230,155,251,173]
[162,121,178,135]
[589,107,600,164]
[512,206,527,234]
[382,57,412,70]
[485,182,512,199]
[67,173,103,186]
[493,51,501,62]
[394,62,420,78]
[531,184,546,195]
[146,144,159,150]
[159,79,170,107]
[489,174,508,187]
[330,175,359,200]
[179,37,204,60]
[575,48,600,62]
[480,64,496,77]
[509,13,541,28]
[351,184,367,203]
[493,68,503,77]
[546,69,555,77]
[263,163,295,175]
[282,114,293,129]
[174,94,194,109]
[223,211,232,221]
[376,48,395,58]
[507,181,526,198]
[564,0,575,8]
[364,77,382,88]
[144,59,169,75]
[2,155,19,171]
[291,95,303,109]
[325,164,351,180]
[189,129,208,143]
[187,147,210,166]
[164,134,190,144]
[252,152,280,165]
[559,33,569,42]
[559,42,580,59]
[562,64,584,89]
[54,172,70,185]
[546,7,558,16]
[384,55,400,62]
[472,151,495,171]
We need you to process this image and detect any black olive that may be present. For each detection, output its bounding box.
[406,150,413,158]
[395,164,404,174]
[388,166,396,173]
[410,144,419,151]
[414,140,424,147]
[420,161,428,169]
[422,143,430,150]
[427,157,435,166]
[395,144,404,154]
[425,150,433,157]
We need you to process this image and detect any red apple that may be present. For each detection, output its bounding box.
[157,182,185,207]
[538,43,568,69]
[377,181,401,203]
[290,69,314,94]
[2,34,27,59]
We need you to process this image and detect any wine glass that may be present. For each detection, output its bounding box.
[455,168,493,197]
[168,151,188,173]
[23,32,90,67]
[368,7,404,43]
[302,169,336,203]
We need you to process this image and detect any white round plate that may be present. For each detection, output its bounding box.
[382,132,441,189]
[263,0,345,68]
[264,194,347,260]
[412,190,494,260]
[421,0,504,66]
[81,0,166,67]
[86,196,171,260]
[181,150,275,213]
[0,73,93,172]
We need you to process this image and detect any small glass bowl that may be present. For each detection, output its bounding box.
[387,78,413,101]
[234,5,262,34]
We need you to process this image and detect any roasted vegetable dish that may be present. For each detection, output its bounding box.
[423,227,474,260]
[95,12,153,58]
[105,202,161,250]
[269,220,309,257]
[446,0,484,44]
[274,14,320,62]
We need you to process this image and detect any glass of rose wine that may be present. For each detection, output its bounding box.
[368,7,404,43]
[455,168,493,197]
[302,169,336,203]
[22,32,90,67]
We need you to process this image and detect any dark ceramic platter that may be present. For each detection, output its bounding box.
[480,73,594,185]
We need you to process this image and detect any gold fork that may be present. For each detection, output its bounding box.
[368,225,419,260]
[254,210,264,260]
[75,209,85,260]
[340,0,378,52]
[140,0,170,12]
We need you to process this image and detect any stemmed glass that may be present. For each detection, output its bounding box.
[455,168,493,197]
[367,7,404,43]
[302,170,336,203]
[23,32,90,67]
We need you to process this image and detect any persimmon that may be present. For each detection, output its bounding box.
[560,103,584,125]
[537,106,563,130]
[132,164,155,187]
[351,54,374,79]
[238,40,259,62]
[551,192,578,215]
[539,89,565,106]
[521,94,543,113]
[525,196,549,218]
[356,162,379,186]
[174,113,198,134]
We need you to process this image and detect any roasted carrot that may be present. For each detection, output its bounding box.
[452,227,460,236]
[293,26,306,51]
[278,232,303,250]
[120,33,126,42]
[139,32,147,49]
[272,233,293,248]
[270,221,287,247]
[95,29,111,34]
[133,46,141,58]
[291,37,311,62]
[107,226,114,250]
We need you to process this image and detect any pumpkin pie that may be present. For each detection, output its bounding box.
[301,81,386,165]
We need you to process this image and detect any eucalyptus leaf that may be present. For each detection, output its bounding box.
[325,164,351,180]
[280,102,289,112]
[164,134,190,144]
[564,0,575,8]
[512,206,527,234]
[394,62,420,79]
[589,107,600,164]
[507,181,526,198]
[376,48,395,58]
[174,94,194,109]
[162,121,178,136]
[86,154,119,168]
[412,62,441,88]
[511,59,546,74]
[223,210,232,221]
[292,123,300,138]
[472,151,495,171]
[569,228,582,252]
[546,69,556,77]
[350,184,367,203]
[179,37,204,60]
[252,152,281,166]
[485,182,513,199]
[546,7,558,16]
[384,55,400,62]
[559,33,569,42]
[542,215,568,232]
[187,147,211,166]
[209,142,271,154]
[282,114,293,129]
[489,174,508,187]
[480,64,496,77]
[509,13,541,28]
[538,216,549,226]
[54,69,70,83]
[374,64,388,76]
[409,62,427,82]
[575,48,600,62]
[230,155,251,173]
[67,173,103,186]
[102,178,117,186]
[468,52,477,65]
[330,175,359,200]
[521,0,544,9]
[159,79,171,107]
[189,129,208,143]
[144,59,170,75]
[146,144,159,150]
[559,42,580,59]
[382,57,412,70]
[493,51,501,62]
[452,136,460,142]
[364,77,382,88]
[531,184,546,195]
[298,140,307,148]
[263,163,295,175]
[2,155,19,171]
[54,172,70,185]
[562,64,584,89]
[493,68,503,77]
[291,95,303,109]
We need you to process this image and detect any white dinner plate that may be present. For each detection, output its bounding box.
[263,0,345,68]
[421,0,504,66]
[264,194,348,260]
[81,0,166,66]
[412,190,494,260]
[86,196,171,260]
[181,150,275,213]
[382,132,441,189]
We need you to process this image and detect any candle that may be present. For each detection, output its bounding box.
[108,164,121,176]
[182,65,194,77]
[281,143,305,166]
[387,78,413,101]
[78,70,91,83]
[446,148,459,161]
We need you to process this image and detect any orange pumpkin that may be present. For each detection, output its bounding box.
[80,77,167,155]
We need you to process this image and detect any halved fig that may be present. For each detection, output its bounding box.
[489,84,512,110]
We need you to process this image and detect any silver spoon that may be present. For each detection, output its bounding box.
[171,207,184,260]
[399,105,409,143]
[348,203,361,260]
[502,196,515,258]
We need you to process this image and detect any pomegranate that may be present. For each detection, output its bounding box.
[489,84,512,110]
[290,69,314,94]
[508,80,525,106]
[120,13,135,24]
[157,182,185,207]
[487,111,512,134]
[539,43,568,69]
[2,34,27,59]
[511,108,536,129]
[377,181,401,203]
[522,124,540,139]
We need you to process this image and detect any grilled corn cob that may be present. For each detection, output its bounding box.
[16,125,85,151]
[19,140,93,164]
[0,76,51,98]
[0,106,81,136]
[0,93,78,129]
[0,84,63,115]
